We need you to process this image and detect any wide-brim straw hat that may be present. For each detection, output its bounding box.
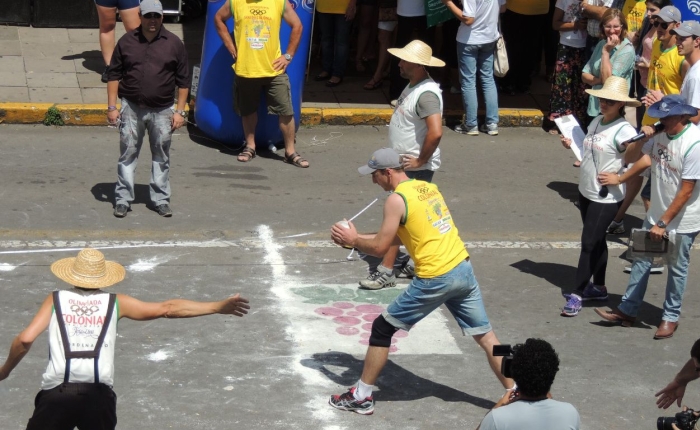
[585,76,641,107]
[387,40,446,67]
[51,248,125,289]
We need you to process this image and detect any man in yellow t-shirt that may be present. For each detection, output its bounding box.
[328,148,512,415]
[214,0,309,168]
[641,6,688,125]
[622,0,646,43]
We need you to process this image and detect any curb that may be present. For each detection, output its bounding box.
[0,103,544,128]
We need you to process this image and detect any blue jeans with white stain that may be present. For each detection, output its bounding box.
[618,219,698,322]
[457,41,499,128]
[115,98,173,207]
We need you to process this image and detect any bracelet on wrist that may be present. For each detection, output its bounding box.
[107,106,117,112]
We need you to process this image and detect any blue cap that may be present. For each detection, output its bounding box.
[647,94,698,118]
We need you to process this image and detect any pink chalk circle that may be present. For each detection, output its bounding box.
[361,323,373,331]
[333,302,354,309]
[393,330,408,338]
[360,332,371,339]
[315,307,344,317]
[356,304,384,314]
[391,337,398,344]
[359,339,369,346]
[336,327,360,336]
[362,313,380,322]
[333,316,362,326]
[347,311,362,317]
[389,345,398,353]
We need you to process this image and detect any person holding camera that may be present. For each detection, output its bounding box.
[477,338,580,430]
[655,337,700,430]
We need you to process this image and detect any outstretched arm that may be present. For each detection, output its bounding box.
[0,294,54,381]
[656,358,700,409]
[117,293,250,321]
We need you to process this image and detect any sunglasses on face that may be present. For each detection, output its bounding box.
[653,21,671,30]
[142,13,161,19]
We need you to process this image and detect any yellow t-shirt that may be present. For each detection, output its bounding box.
[642,40,685,125]
[395,180,468,278]
[506,0,548,15]
[231,0,284,78]
[622,0,646,35]
[316,0,351,14]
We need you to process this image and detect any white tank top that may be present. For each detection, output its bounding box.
[41,290,118,389]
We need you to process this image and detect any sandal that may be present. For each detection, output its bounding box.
[237,146,256,162]
[284,151,309,168]
[314,72,330,82]
[363,78,383,90]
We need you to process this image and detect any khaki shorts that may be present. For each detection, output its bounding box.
[233,74,294,117]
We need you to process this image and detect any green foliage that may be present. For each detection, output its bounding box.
[43,107,64,126]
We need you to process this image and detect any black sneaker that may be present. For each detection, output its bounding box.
[156,204,172,217]
[329,387,374,415]
[113,204,129,218]
[101,66,109,84]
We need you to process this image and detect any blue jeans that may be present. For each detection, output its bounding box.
[457,41,499,128]
[317,12,353,78]
[619,220,698,322]
[115,98,172,206]
[384,260,492,336]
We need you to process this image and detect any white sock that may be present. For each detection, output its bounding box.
[377,265,392,274]
[354,380,373,400]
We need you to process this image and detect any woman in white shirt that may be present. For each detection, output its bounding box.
[560,76,640,317]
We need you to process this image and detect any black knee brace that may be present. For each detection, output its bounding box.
[369,315,398,347]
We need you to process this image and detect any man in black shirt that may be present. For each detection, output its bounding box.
[106,0,190,218]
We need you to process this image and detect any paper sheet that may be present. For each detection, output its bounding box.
[554,115,586,161]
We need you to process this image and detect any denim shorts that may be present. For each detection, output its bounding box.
[383,259,493,336]
[94,0,139,10]
[641,177,652,200]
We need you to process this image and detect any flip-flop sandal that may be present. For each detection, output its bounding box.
[363,79,382,90]
[237,146,256,162]
[284,152,309,168]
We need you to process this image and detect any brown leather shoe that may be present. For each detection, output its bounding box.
[594,307,636,327]
[654,320,679,339]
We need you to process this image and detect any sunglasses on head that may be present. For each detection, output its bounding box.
[142,12,161,19]
[653,21,671,30]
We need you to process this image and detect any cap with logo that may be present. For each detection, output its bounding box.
[671,20,700,37]
[358,148,403,175]
[647,94,699,118]
[653,6,681,23]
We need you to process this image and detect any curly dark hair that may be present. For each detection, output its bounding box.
[511,338,560,397]
[691,338,700,361]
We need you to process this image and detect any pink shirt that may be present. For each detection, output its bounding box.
[639,28,656,88]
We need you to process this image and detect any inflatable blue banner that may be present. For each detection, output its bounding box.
[195,0,314,147]
[677,0,700,21]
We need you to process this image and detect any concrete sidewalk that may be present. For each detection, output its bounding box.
[0,17,549,126]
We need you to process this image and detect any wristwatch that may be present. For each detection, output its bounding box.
[174,109,187,117]
[284,53,293,61]
[656,220,667,229]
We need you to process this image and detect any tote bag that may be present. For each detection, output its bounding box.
[493,22,509,78]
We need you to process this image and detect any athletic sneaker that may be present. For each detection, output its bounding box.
[329,387,375,415]
[581,283,608,301]
[397,259,415,278]
[479,123,499,136]
[607,220,625,235]
[454,123,479,136]
[561,294,582,317]
[359,269,396,290]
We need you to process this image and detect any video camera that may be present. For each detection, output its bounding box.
[493,344,521,378]
[658,409,699,430]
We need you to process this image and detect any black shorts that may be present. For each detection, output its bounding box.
[26,383,118,430]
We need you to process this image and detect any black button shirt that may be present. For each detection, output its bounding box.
[107,26,190,109]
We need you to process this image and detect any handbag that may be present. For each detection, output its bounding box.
[493,21,509,78]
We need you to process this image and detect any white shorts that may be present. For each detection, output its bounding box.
[378,20,397,31]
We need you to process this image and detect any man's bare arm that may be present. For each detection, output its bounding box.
[117,293,250,321]
[214,0,237,59]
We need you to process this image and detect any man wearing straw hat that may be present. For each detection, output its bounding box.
[358,40,446,291]
[0,248,249,429]
[596,94,700,339]
[329,148,513,415]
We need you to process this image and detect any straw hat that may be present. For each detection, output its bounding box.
[387,40,446,67]
[51,248,125,289]
[585,76,641,107]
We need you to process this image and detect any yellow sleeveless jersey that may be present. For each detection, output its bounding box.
[623,0,646,35]
[395,180,468,278]
[642,40,685,125]
[231,0,284,78]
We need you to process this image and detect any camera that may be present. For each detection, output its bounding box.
[493,344,521,378]
[657,409,699,430]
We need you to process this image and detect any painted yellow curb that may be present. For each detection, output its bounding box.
[0,103,544,127]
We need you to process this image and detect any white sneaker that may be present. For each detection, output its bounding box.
[479,123,499,136]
